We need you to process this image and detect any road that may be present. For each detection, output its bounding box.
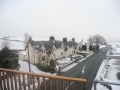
[56,45,110,90]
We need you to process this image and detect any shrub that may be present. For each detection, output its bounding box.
[36,63,50,72]
[116,72,120,80]
[49,59,55,72]
[36,59,55,73]
[0,47,19,69]
[89,45,92,50]
[82,45,87,50]
[96,45,99,50]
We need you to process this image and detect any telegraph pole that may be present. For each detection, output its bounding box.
[27,43,31,72]
[27,39,32,83]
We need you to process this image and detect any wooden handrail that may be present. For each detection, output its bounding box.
[0,68,86,83]
[0,68,87,90]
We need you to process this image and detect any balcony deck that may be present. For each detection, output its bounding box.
[0,68,86,90]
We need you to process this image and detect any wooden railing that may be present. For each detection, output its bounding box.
[0,68,86,90]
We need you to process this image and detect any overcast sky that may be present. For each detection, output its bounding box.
[0,0,120,41]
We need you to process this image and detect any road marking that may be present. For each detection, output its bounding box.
[89,62,91,64]
[89,54,100,64]
[82,66,86,74]
[65,81,73,90]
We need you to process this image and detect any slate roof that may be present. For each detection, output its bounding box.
[29,39,78,52]
[67,41,78,47]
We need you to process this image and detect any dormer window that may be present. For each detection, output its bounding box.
[42,49,45,53]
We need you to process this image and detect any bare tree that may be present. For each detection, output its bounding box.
[23,33,29,48]
[88,35,92,45]
[92,34,106,45]
[1,39,10,49]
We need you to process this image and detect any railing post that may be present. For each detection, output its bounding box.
[94,82,97,90]
[0,68,87,90]
[93,79,120,90]
[93,79,99,90]
[0,71,2,90]
[83,83,86,90]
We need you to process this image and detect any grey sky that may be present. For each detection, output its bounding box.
[0,0,120,41]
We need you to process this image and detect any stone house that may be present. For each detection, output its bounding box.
[25,36,78,64]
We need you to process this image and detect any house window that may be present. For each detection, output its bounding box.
[42,56,45,60]
[42,49,45,53]
[61,52,63,55]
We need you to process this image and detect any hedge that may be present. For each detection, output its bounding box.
[36,63,50,72]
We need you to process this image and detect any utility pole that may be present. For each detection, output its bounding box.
[27,43,31,72]
[27,40,32,83]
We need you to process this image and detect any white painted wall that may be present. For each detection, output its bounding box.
[26,43,37,64]
[26,42,78,64]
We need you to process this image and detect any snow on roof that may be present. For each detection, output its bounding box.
[32,37,48,41]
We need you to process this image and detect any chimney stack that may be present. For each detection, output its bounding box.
[50,36,55,43]
[72,38,75,42]
[63,37,67,43]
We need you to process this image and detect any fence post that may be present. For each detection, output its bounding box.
[93,79,99,90]
[0,74,2,89]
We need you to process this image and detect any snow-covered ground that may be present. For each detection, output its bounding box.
[0,36,48,50]
[0,37,24,50]
[105,59,120,90]
[19,60,56,75]
[60,53,93,72]
[100,45,106,49]
[61,63,78,72]
[108,42,120,56]
[92,57,120,89]
[91,42,120,90]
[56,57,73,65]
[2,60,56,90]
[91,60,108,90]
[55,53,85,70]
[19,59,56,89]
